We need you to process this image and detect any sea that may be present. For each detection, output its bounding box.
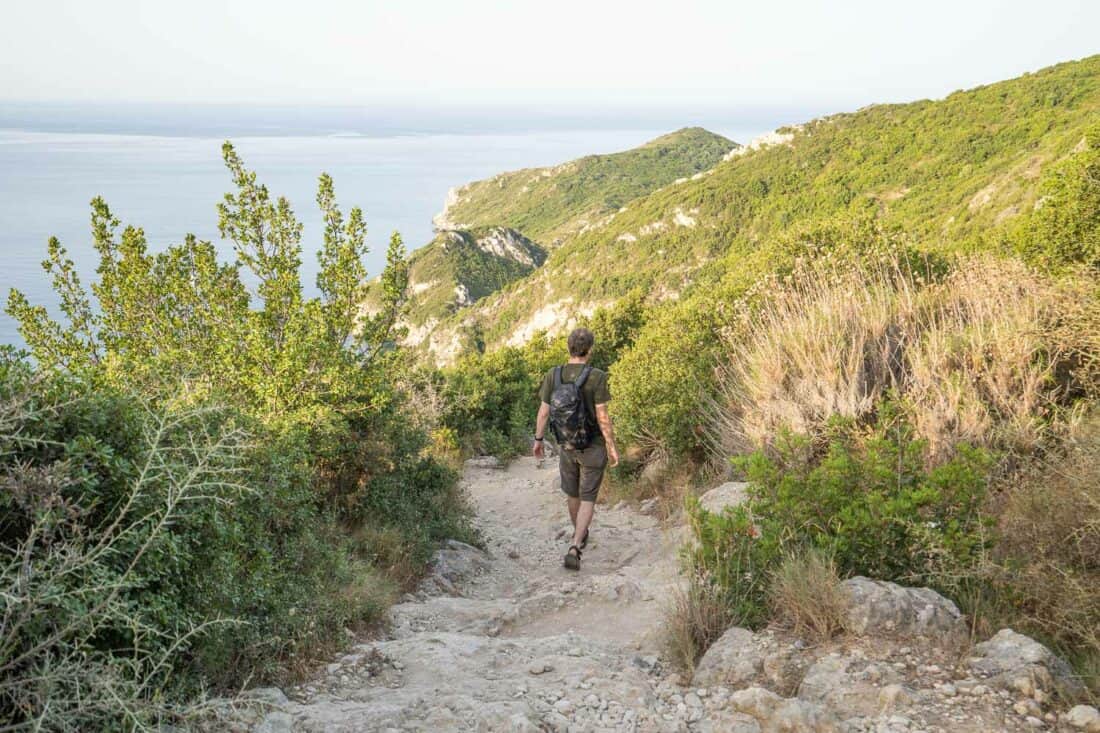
[0,103,808,347]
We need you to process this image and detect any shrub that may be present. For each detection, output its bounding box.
[611,294,725,464]
[1011,123,1100,269]
[440,346,537,457]
[686,413,994,647]
[768,550,847,642]
[0,368,244,728]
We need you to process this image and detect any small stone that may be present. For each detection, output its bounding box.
[528,662,554,675]
[879,683,914,711]
[1026,715,1044,728]
[584,693,600,708]
[1065,705,1100,731]
[553,698,574,715]
[1016,699,1043,718]
[940,683,957,697]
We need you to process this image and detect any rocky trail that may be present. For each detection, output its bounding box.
[229,458,1100,733]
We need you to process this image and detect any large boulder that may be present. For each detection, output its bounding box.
[697,481,750,514]
[968,628,1086,699]
[797,652,904,718]
[693,628,808,694]
[840,577,965,638]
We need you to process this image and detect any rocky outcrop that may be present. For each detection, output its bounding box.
[696,481,750,514]
[968,628,1087,700]
[797,652,903,717]
[693,628,808,695]
[840,576,965,638]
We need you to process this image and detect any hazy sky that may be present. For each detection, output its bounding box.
[2,0,1098,109]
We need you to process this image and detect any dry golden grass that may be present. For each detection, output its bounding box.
[662,567,738,676]
[768,550,847,642]
[713,255,1098,465]
[985,418,1100,695]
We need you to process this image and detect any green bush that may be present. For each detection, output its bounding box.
[687,412,994,629]
[441,346,538,457]
[0,362,388,717]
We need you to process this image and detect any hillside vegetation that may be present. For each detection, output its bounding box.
[434,127,736,248]
[440,55,1100,357]
[361,226,545,357]
[380,128,734,360]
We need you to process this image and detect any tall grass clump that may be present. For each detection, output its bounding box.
[768,550,847,642]
[713,255,1097,466]
[977,418,1100,693]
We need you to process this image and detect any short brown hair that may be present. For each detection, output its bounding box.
[567,327,595,357]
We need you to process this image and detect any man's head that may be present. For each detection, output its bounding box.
[567,328,595,361]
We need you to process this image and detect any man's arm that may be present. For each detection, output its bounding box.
[595,403,620,467]
[533,402,550,458]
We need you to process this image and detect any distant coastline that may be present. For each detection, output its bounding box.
[0,101,819,139]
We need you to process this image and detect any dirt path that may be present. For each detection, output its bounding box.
[276,456,694,732]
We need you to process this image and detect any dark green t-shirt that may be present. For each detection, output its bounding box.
[539,363,611,445]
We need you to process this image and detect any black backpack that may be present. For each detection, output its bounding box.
[548,365,598,450]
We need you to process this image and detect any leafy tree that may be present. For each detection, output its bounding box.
[8,142,409,418]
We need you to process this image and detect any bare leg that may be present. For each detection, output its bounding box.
[567,496,580,528]
[571,501,595,547]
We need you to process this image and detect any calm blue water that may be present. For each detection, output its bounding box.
[0,108,786,347]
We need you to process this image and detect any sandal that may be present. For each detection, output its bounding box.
[579,527,590,550]
[564,545,581,571]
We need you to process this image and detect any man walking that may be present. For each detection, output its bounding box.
[533,328,620,570]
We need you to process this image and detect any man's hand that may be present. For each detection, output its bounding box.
[607,442,620,468]
[533,440,545,459]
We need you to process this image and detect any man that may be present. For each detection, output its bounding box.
[533,328,620,571]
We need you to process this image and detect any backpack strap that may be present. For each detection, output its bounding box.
[574,365,593,389]
[553,366,563,389]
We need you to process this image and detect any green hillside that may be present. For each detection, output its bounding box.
[444,55,1100,352]
[363,226,545,342]
[433,127,737,247]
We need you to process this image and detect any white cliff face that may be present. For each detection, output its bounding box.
[504,299,609,348]
[474,228,541,268]
[724,129,799,160]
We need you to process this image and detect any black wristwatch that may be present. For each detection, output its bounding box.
[534,436,544,442]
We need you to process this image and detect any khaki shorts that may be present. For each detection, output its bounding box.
[559,443,607,502]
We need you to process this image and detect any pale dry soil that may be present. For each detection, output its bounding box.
[237,459,1087,733]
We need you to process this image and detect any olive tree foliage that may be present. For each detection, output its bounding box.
[6,143,408,417]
